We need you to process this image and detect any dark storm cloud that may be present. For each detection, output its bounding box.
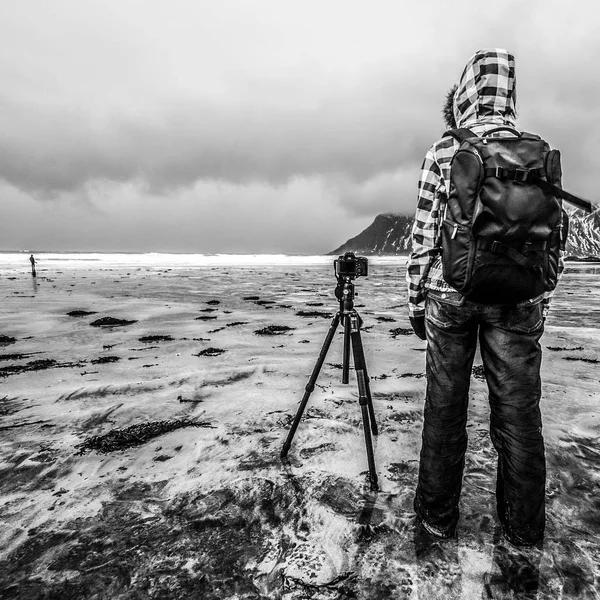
[2,0,600,255]
[0,73,439,198]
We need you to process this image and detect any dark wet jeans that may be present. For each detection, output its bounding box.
[414,291,546,546]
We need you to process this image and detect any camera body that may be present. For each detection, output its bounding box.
[334,252,368,279]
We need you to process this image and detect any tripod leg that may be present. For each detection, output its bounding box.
[350,318,379,492]
[281,312,341,458]
[342,314,351,384]
[350,320,378,436]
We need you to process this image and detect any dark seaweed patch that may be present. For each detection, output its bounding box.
[206,300,220,305]
[0,353,34,362]
[90,317,137,327]
[66,310,98,317]
[296,311,333,319]
[547,346,584,352]
[254,325,295,335]
[472,365,486,380]
[195,316,218,321]
[243,296,260,301]
[138,335,174,343]
[177,395,203,403]
[90,356,121,365]
[390,328,413,337]
[75,419,213,454]
[0,358,87,378]
[0,359,58,378]
[376,316,396,322]
[564,356,600,364]
[194,348,227,357]
[0,335,16,345]
[300,443,336,458]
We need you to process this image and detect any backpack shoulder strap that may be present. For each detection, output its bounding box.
[443,128,476,144]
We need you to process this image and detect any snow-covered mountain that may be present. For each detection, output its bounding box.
[331,210,600,259]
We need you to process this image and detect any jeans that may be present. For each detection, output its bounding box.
[414,291,546,546]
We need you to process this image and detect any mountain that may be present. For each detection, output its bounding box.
[330,213,413,256]
[331,210,600,258]
[564,209,600,258]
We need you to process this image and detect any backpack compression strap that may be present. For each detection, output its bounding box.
[485,167,594,213]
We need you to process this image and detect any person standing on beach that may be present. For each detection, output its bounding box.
[30,254,37,277]
[406,48,567,548]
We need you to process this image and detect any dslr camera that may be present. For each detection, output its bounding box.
[334,251,368,279]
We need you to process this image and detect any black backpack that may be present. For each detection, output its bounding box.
[440,127,592,304]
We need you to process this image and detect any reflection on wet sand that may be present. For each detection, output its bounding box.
[0,256,599,598]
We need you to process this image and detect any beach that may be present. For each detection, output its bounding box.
[1,253,599,599]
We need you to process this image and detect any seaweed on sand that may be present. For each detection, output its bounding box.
[193,347,227,357]
[90,317,137,327]
[138,335,174,343]
[295,311,333,319]
[564,356,600,364]
[254,325,295,335]
[75,419,213,454]
[90,356,121,365]
[0,353,35,362]
[0,358,87,377]
[0,359,57,378]
[390,327,413,337]
[472,365,486,380]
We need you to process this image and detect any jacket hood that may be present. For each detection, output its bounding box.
[453,48,517,128]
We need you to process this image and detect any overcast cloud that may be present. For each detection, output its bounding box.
[1,0,599,253]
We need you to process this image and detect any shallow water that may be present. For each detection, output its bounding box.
[0,254,599,598]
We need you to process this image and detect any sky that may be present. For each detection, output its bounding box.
[1,0,599,254]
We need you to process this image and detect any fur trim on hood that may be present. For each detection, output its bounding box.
[443,85,458,128]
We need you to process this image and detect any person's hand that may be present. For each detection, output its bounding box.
[410,315,426,340]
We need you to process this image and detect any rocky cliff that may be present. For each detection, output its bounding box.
[331,210,600,258]
[330,213,413,256]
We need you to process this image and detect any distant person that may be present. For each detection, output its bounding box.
[30,254,36,277]
[406,48,569,548]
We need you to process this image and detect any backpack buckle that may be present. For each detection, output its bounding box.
[488,167,531,182]
[490,240,503,253]
[513,169,529,182]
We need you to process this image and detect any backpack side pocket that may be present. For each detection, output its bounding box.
[440,219,473,293]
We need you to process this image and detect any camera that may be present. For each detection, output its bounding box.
[334,252,368,279]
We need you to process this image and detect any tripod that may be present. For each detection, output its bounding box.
[280,272,379,491]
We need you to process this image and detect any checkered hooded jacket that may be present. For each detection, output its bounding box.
[406,48,559,317]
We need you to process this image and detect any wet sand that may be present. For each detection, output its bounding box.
[1,256,599,599]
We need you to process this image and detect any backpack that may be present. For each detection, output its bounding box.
[440,127,591,304]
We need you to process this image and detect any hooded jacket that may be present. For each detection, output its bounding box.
[406,48,559,317]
